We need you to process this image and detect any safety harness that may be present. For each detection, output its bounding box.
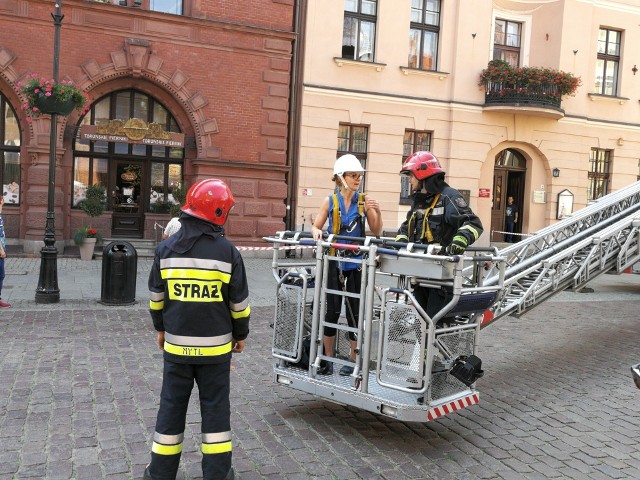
[330,192,366,235]
[406,193,440,242]
[328,192,366,256]
[329,192,366,328]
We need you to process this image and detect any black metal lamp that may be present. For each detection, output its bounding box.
[35,1,62,303]
[552,168,560,178]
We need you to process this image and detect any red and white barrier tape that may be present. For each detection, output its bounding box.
[237,245,315,252]
[427,393,479,421]
[491,230,531,238]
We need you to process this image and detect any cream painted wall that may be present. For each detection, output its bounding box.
[297,0,640,245]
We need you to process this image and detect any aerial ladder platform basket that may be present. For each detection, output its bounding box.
[265,231,505,422]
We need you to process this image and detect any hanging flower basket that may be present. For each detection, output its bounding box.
[16,73,90,121]
[34,95,76,116]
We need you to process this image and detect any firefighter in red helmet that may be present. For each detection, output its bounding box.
[396,151,483,323]
[145,179,249,480]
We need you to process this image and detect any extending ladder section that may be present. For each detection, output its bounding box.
[483,181,640,327]
[266,232,505,422]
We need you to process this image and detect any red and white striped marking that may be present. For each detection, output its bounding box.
[427,393,479,421]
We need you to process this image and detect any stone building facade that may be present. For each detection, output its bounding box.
[0,0,297,253]
[296,0,640,245]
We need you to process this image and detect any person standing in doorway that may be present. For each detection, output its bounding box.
[0,196,10,308]
[145,179,250,480]
[504,196,519,243]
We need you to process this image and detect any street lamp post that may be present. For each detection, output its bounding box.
[35,1,63,303]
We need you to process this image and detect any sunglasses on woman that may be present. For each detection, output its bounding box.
[344,172,363,180]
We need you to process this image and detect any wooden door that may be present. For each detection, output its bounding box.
[111,161,144,237]
[491,169,507,242]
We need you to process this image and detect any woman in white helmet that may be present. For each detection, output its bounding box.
[311,154,382,375]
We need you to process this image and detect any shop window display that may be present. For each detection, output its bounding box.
[2,180,19,204]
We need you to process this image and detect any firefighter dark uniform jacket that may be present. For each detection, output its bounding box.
[396,184,483,248]
[148,216,250,365]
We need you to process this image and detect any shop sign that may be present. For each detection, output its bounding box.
[79,118,185,147]
[121,172,137,182]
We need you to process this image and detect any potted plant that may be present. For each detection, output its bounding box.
[17,73,90,122]
[74,184,106,260]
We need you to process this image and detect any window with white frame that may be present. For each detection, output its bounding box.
[493,19,521,67]
[342,0,377,62]
[595,28,621,96]
[408,0,440,70]
[401,130,432,204]
[588,148,611,201]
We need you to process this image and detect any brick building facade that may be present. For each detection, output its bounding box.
[0,0,298,253]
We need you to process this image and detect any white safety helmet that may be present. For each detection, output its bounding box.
[333,154,365,177]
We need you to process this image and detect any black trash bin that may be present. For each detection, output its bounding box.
[100,241,138,305]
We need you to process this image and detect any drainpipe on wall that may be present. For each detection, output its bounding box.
[285,0,308,231]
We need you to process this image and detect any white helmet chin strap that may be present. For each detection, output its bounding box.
[339,175,350,190]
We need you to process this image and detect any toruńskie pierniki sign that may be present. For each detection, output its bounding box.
[79,118,185,147]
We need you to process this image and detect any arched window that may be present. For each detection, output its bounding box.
[495,148,526,168]
[0,95,21,206]
[72,89,184,213]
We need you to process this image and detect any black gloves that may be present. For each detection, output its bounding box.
[446,235,468,255]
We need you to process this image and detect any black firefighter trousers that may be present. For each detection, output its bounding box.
[148,360,232,480]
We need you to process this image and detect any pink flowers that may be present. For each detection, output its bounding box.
[16,73,90,121]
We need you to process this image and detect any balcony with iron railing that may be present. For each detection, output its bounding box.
[479,60,581,120]
[483,82,565,119]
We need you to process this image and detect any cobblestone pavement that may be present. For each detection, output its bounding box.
[0,257,639,479]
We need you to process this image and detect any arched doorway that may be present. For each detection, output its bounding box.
[73,89,184,237]
[491,148,526,242]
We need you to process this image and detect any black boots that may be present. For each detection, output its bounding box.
[144,465,234,480]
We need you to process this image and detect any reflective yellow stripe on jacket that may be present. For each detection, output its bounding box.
[230,298,250,320]
[160,257,232,303]
[163,332,233,358]
[149,290,165,311]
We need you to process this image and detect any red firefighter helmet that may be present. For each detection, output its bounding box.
[181,179,235,225]
[400,151,445,181]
